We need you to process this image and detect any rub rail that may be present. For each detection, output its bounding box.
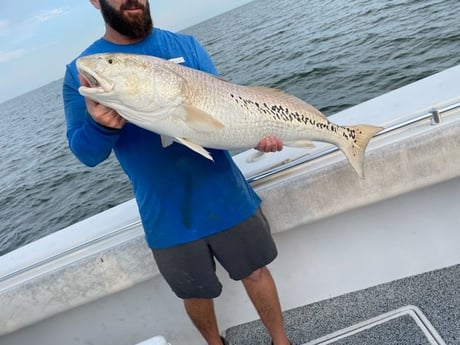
[0,221,142,285]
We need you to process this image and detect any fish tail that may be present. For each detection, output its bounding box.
[339,124,383,178]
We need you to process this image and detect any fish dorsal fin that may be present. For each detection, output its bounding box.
[247,85,286,94]
[247,85,304,102]
[173,105,224,132]
[211,75,229,82]
[246,86,327,119]
[246,86,301,100]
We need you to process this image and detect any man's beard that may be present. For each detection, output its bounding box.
[99,0,153,39]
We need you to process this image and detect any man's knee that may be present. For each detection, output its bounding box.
[242,266,268,283]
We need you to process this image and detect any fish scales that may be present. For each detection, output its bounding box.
[180,74,335,147]
[77,53,383,177]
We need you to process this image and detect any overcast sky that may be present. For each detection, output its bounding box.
[0,1,251,103]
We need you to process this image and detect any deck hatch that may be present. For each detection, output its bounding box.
[304,305,446,345]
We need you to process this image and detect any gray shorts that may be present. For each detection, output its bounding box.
[152,207,277,299]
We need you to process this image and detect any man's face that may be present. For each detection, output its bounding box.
[99,0,153,39]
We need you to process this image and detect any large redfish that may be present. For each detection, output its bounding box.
[77,53,382,177]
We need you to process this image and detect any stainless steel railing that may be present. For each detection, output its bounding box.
[246,101,460,183]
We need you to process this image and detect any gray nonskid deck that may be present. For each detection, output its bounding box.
[224,265,459,345]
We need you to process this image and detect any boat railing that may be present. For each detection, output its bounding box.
[246,100,460,183]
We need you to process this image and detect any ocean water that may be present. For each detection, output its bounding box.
[0,0,459,256]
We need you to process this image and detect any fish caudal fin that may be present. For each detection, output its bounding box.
[340,124,383,178]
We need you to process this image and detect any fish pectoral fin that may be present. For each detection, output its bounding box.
[174,137,214,161]
[161,136,175,148]
[284,140,315,149]
[175,105,224,132]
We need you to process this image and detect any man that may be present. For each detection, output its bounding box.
[63,1,289,344]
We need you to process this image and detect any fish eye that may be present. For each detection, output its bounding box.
[107,58,113,64]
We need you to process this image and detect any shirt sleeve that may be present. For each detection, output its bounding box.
[62,64,122,167]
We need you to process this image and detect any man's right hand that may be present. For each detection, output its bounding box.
[79,74,126,129]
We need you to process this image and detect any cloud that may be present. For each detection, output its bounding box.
[34,8,67,23]
[0,49,26,63]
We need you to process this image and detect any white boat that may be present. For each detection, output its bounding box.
[1,65,459,345]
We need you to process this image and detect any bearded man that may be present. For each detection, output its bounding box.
[62,1,289,344]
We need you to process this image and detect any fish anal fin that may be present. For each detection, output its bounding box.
[246,151,266,163]
[284,139,315,149]
[174,137,214,161]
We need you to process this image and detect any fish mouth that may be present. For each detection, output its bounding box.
[76,60,114,95]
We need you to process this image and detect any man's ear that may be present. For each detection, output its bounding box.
[89,0,101,10]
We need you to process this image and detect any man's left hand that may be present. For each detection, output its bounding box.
[255,136,283,152]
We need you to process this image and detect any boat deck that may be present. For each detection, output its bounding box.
[225,264,459,345]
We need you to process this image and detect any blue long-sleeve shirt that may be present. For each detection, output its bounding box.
[63,28,261,249]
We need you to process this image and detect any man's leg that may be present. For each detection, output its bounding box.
[209,208,290,344]
[152,241,225,345]
[183,298,224,345]
[242,266,290,345]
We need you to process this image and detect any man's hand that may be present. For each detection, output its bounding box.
[255,136,283,152]
[79,75,126,129]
